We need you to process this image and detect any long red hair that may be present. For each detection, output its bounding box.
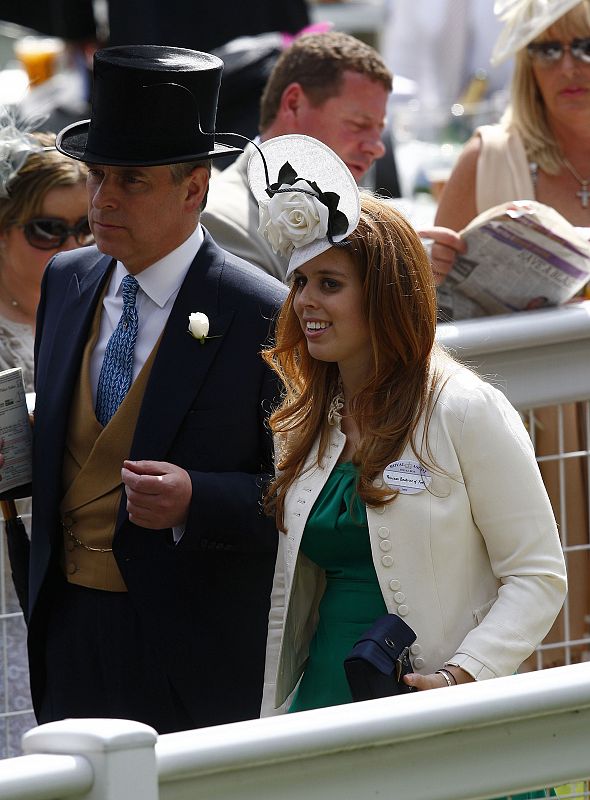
[263,194,442,531]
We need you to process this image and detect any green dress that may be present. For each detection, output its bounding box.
[287,462,554,799]
[289,462,387,712]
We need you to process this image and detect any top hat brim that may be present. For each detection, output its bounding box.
[56,120,241,166]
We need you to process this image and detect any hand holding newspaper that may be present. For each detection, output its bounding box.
[437,200,590,320]
[0,368,32,498]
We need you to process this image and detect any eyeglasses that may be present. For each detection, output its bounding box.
[527,38,590,66]
[21,217,94,250]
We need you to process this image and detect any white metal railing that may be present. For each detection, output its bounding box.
[0,303,589,763]
[437,301,590,410]
[0,663,589,800]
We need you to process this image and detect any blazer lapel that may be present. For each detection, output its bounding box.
[130,235,235,461]
[38,252,114,430]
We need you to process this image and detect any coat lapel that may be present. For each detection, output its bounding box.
[37,251,114,435]
[130,234,235,461]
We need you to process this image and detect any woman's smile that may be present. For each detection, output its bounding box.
[293,248,372,385]
[303,319,333,338]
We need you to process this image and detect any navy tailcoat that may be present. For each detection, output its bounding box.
[28,232,287,728]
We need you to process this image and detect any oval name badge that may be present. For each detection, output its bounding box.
[383,460,432,494]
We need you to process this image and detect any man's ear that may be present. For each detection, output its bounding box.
[278,82,306,125]
[185,166,209,212]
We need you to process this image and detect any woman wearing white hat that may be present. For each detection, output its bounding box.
[248,137,566,776]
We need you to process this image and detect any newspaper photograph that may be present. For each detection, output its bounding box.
[437,200,590,320]
[0,368,32,494]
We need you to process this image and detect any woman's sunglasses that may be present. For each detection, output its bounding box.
[21,216,94,250]
[527,38,590,66]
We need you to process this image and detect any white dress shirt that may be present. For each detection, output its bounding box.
[89,224,204,541]
[90,224,204,405]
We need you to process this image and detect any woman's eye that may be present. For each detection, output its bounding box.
[322,279,340,290]
[293,276,306,288]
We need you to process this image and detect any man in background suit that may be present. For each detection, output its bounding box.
[24,45,286,733]
[201,32,393,280]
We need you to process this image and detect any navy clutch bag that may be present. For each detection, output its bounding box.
[344,613,417,701]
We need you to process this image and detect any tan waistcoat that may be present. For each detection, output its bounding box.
[60,286,160,591]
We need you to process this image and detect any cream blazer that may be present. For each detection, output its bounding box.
[262,359,567,715]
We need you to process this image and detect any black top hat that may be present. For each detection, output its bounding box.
[56,45,241,166]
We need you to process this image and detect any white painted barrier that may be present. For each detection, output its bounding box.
[437,301,590,410]
[1,664,589,800]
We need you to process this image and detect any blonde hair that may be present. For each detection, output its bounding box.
[263,194,445,532]
[0,132,87,231]
[507,1,590,174]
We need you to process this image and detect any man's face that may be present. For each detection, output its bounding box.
[86,164,208,273]
[293,71,388,182]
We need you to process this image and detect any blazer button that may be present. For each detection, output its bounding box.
[66,540,75,552]
[374,478,384,488]
[379,540,392,552]
[410,643,422,655]
[414,657,425,669]
[377,526,390,538]
[381,555,393,567]
[397,604,409,616]
[63,515,74,527]
[66,562,77,575]
[374,506,386,515]
[393,591,406,603]
[389,579,401,591]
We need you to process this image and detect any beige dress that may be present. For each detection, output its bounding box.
[476,124,589,668]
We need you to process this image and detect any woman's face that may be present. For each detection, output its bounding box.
[292,247,372,381]
[531,24,590,124]
[1,182,89,289]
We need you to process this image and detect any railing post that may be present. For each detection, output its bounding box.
[22,718,159,800]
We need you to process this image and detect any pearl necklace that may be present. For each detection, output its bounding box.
[562,157,590,209]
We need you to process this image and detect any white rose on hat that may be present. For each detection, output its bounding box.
[247,135,360,279]
[258,179,330,256]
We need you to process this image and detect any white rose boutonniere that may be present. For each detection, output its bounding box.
[258,179,330,256]
[187,312,210,344]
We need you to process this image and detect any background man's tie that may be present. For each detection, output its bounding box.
[95,274,139,427]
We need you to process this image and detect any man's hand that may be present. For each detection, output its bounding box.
[121,460,192,530]
[418,226,467,285]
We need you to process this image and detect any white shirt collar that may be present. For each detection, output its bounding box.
[113,224,204,308]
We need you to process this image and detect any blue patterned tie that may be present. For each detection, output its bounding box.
[95,274,139,427]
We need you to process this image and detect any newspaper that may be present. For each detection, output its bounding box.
[0,368,32,495]
[437,200,590,320]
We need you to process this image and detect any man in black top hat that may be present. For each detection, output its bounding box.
[21,45,287,732]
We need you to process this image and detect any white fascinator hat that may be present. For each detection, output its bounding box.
[491,0,584,65]
[247,134,360,280]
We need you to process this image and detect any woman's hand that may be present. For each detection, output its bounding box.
[419,226,467,285]
[403,665,474,690]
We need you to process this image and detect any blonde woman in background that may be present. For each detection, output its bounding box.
[427,0,590,671]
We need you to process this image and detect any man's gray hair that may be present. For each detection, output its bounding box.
[169,159,212,210]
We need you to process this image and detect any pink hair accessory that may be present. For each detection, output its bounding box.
[281,22,333,47]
